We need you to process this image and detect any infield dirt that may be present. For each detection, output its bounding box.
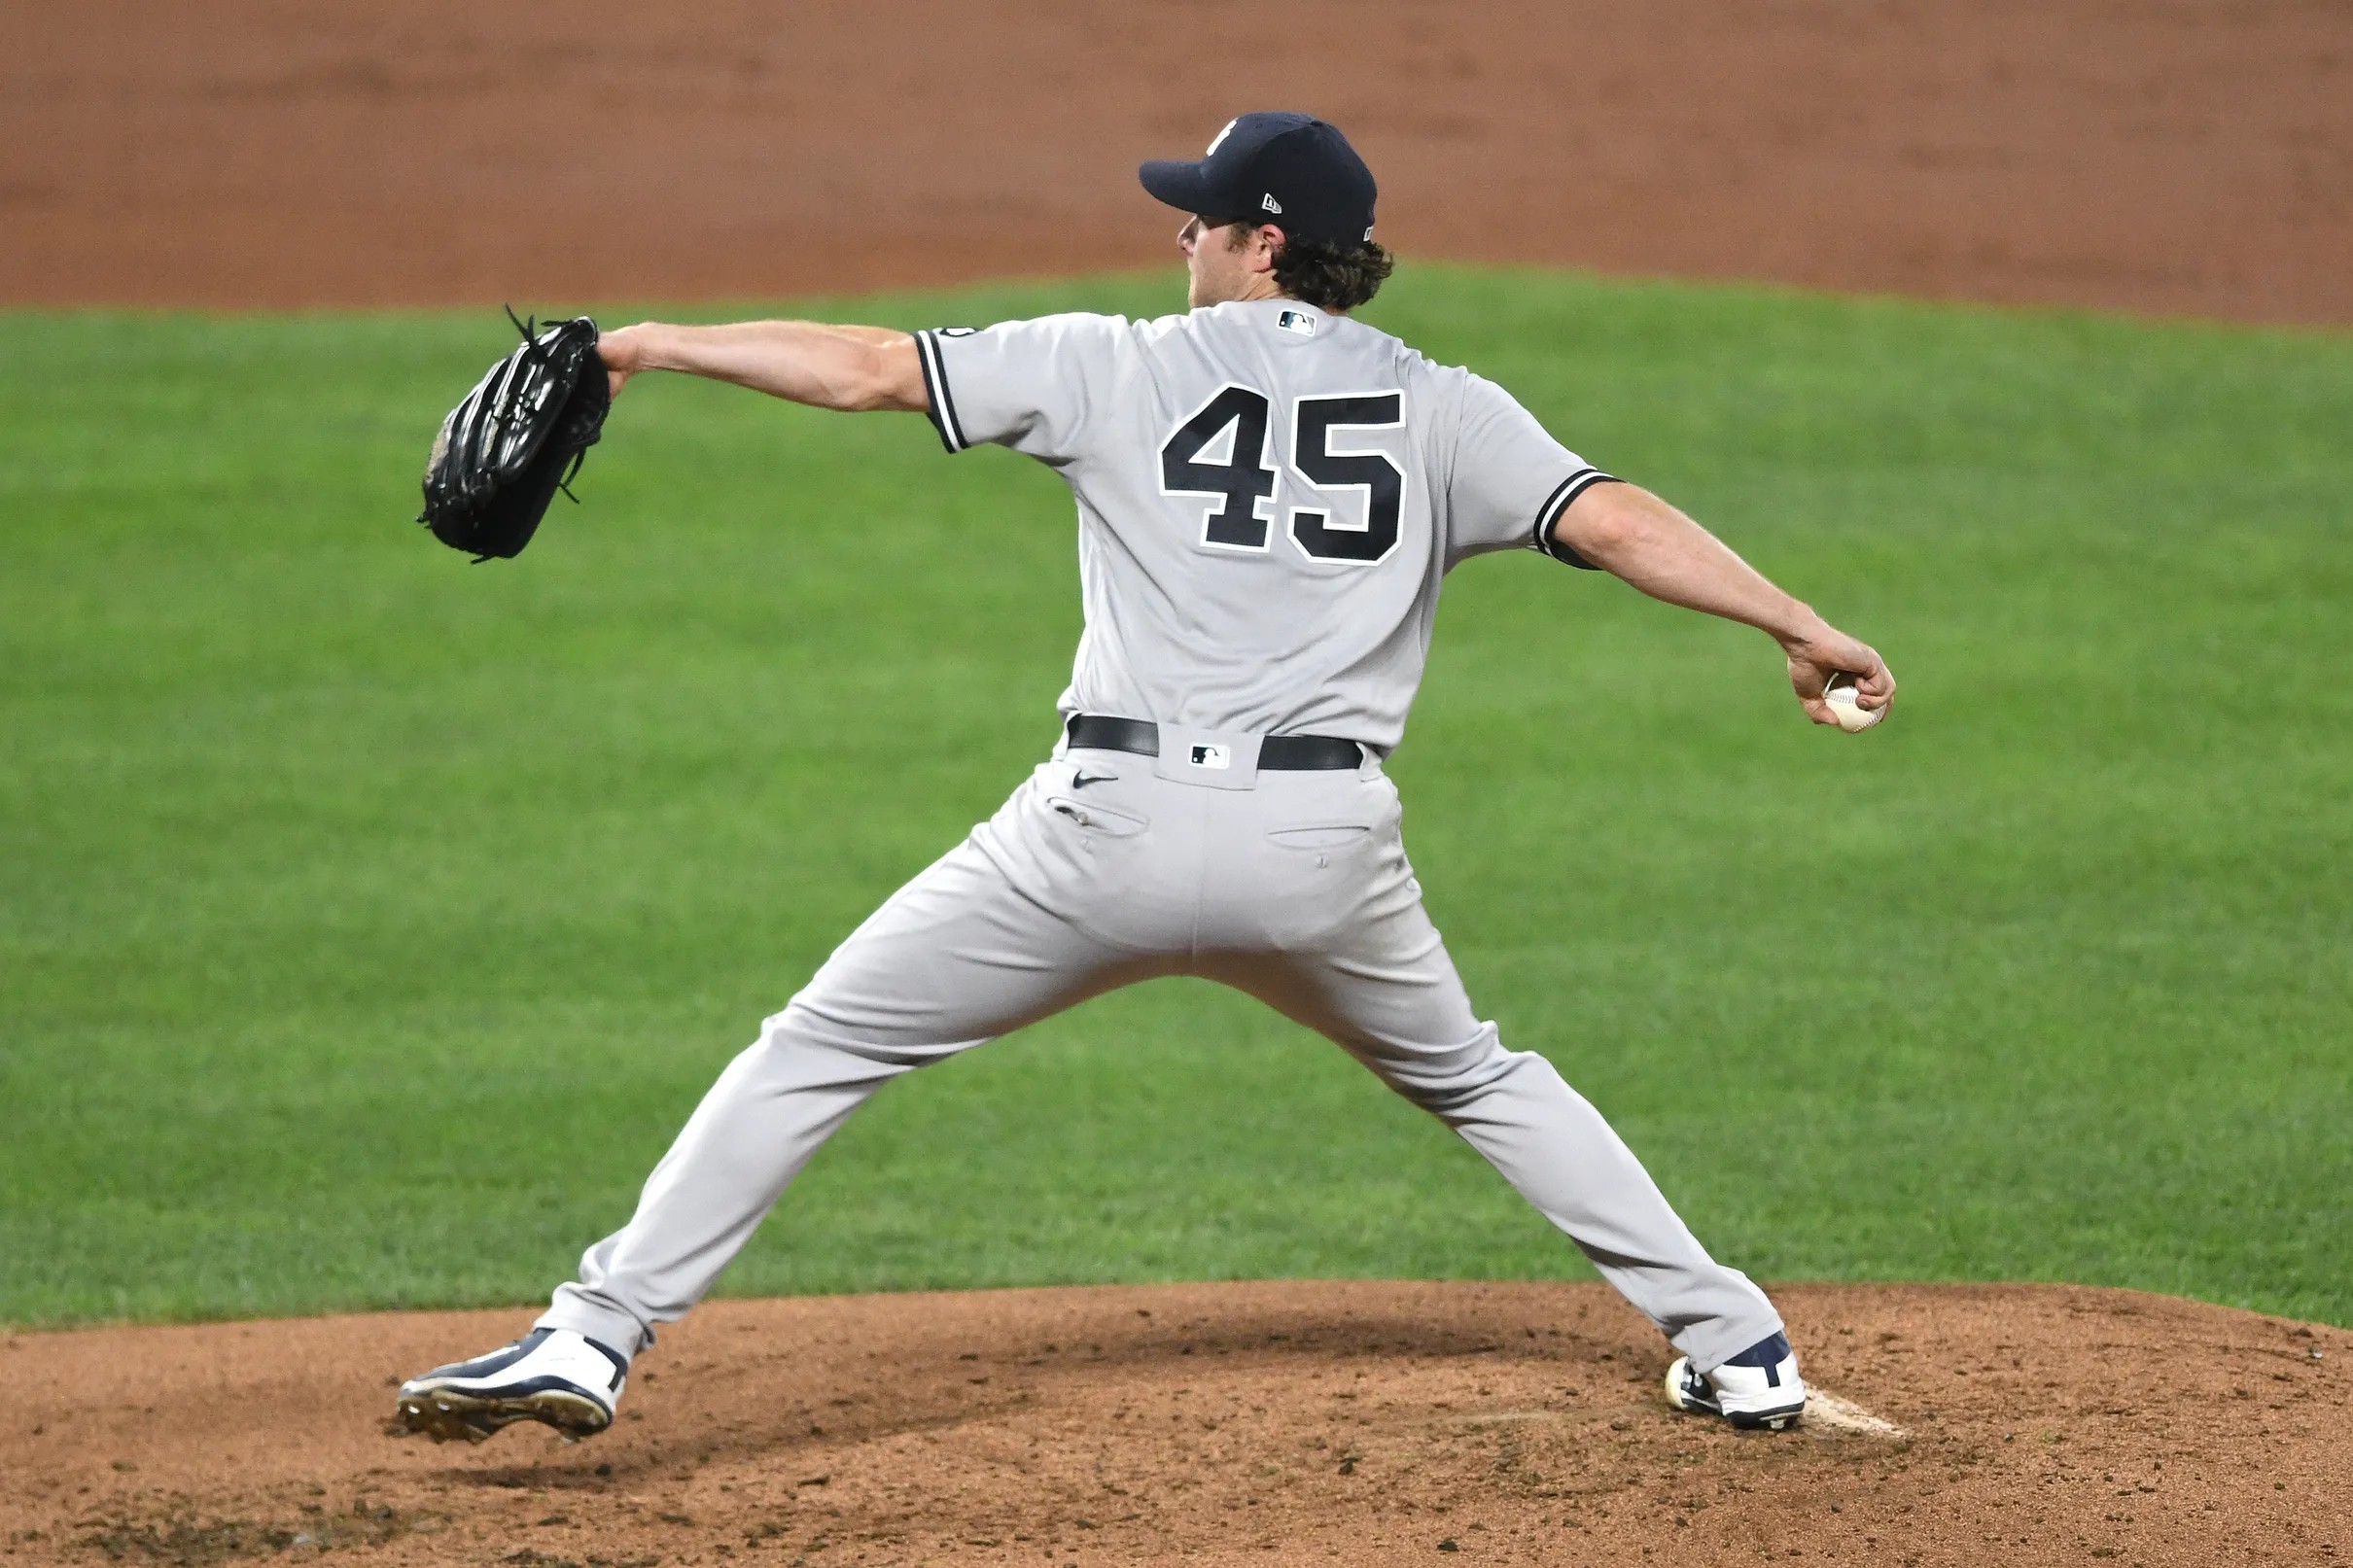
[4,1282,2346,1567]
[4,0,2351,322]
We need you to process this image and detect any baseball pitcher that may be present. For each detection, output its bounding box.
[399,112,1895,1442]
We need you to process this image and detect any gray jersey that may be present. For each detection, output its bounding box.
[915,298,1615,751]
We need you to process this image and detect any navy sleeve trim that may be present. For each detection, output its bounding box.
[1529,468,1620,570]
[914,330,968,454]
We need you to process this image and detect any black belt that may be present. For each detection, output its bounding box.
[1066,714,1364,771]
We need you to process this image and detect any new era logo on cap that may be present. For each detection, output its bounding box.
[1138,112,1378,248]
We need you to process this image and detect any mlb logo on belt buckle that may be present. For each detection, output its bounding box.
[1189,743,1231,770]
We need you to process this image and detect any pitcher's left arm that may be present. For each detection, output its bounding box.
[594,321,928,414]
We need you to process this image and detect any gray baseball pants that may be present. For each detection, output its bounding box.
[539,728,1784,1373]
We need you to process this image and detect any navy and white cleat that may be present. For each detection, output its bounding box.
[1664,1331,1807,1431]
[396,1327,628,1444]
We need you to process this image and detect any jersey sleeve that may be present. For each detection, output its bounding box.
[1442,372,1620,569]
[912,313,1131,469]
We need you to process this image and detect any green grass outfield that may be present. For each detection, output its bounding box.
[4,266,2348,1331]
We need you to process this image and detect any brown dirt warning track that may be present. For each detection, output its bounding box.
[6,4,2351,1563]
[2,0,2351,321]
[4,1282,2347,1567]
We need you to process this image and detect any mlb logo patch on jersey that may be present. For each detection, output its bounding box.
[1277,309,1317,338]
[1188,743,1231,770]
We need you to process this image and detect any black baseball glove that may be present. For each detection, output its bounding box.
[418,309,612,561]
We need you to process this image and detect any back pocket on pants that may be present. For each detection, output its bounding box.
[1046,797,1149,838]
[1266,823,1374,852]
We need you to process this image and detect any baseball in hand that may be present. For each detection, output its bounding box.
[1823,672,1883,733]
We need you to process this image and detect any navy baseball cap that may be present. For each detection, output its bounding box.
[1139,112,1378,247]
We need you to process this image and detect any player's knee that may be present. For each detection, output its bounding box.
[753,999,962,1078]
[1370,1024,1530,1112]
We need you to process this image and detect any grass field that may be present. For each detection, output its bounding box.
[3,266,2348,1332]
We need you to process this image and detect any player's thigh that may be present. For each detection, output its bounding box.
[782,828,1172,1059]
[1201,860,1500,1090]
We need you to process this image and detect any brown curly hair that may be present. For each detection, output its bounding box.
[1221,221,1395,313]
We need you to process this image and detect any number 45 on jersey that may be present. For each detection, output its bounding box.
[1160,386,1406,565]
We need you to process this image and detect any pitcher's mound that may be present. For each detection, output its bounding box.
[4,1281,2344,1565]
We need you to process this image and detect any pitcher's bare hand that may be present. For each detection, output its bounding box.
[1782,622,1894,727]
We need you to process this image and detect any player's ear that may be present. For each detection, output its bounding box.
[1252,224,1286,272]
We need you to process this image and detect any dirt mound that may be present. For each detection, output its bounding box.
[3,1281,2343,1566]
[5,1,2352,322]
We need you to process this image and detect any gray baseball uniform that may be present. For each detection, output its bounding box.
[539,298,1783,1373]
